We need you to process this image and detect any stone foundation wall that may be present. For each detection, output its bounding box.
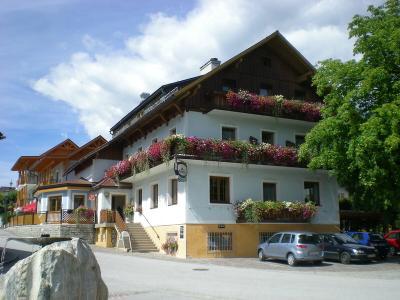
[6,224,95,244]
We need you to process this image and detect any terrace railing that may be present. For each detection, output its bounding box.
[8,209,95,226]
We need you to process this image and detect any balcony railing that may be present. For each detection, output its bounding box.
[205,91,322,122]
[8,209,95,226]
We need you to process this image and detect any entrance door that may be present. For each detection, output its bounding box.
[111,195,126,218]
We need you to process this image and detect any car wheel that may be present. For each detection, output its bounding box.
[258,249,266,261]
[287,253,297,266]
[389,247,396,256]
[340,252,351,264]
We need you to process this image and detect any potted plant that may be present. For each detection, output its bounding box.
[124,204,134,223]
[161,238,179,255]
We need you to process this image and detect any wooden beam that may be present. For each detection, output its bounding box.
[158,113,167,123]
[173,103,183,114]
[297,71,313,82]
[235,57,244,68]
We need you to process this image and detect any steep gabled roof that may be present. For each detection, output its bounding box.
[172,31,315,102]
[29,139,79,172]
[68,135,107,161]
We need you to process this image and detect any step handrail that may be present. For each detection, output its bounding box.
[138,212,160,240]
[114,211,127,232]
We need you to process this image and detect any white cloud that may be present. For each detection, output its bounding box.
[33,0,383,138]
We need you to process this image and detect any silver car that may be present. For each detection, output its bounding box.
[257,231,323,266]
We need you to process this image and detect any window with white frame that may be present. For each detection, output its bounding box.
[210,176,230,204]
[261,131,275,144]
[137,188,143,209]
[262,182,277,201]
[151,184,158,208]
[169,178,178,205]
[295,134,306,147]
[49,196,62,211]
[73,195,85,209]
[221,127,236,141]
[304,181,320,206]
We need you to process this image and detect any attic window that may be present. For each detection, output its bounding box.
[294,89,306,100]
[259,84,273,96]
[222,79,236,92]
[263,57,272,68]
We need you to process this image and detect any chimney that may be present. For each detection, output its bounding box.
[200,58,221,75]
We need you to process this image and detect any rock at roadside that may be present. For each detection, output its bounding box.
[0,238,108,300]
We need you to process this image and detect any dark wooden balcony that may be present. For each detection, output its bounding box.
[200,91,322,122]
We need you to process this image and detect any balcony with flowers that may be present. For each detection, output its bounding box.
[105,135,305,181]
[206,90,322,122]
[234,198,317,223]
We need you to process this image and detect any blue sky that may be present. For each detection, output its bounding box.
[0,0,382,186]
[0,0,195,186]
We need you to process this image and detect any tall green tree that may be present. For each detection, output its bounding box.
[300,0,400,213]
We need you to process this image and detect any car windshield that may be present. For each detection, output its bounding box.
[298,234,320,244]
[333,233,358,244]
[370,233,384,240]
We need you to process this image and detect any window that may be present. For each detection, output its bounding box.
[151,184,158,208]
[295,134,306,147]
[298,234,321,244]
[259,232,276,244]
[169,128,176,136]
[259,84,272,96]
[294,89,306,100]
[152,138,158,144]
[55,172,59,183]
[304,182,320,206]
[268,233,282,244]
[281,234,292,243]
[263,182,277,201]
[73,195,85,209]
[49,196,62,211]
[261,131,274,144]
[169,178,178,205]
[263,57,272,67]
[222,79,236,92]
[207,232,232,251]
[352,233,364,241]
[137,189,143,209]
[166,232,178,241]
[210,176,230,204]
[221,127,236,141]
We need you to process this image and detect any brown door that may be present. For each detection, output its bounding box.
[111,195,126,218]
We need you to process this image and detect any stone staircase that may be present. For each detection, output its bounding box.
[126,223,158,253]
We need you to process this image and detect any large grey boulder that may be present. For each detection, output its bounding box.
[0,238,108,300]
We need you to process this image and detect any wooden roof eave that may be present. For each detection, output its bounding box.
[11,156,40,171]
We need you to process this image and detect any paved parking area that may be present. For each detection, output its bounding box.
[92,248,400,300]
[92,245,400,276]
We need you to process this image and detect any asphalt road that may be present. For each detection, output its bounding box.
[94,249,400,300]
[1,228,399,300]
